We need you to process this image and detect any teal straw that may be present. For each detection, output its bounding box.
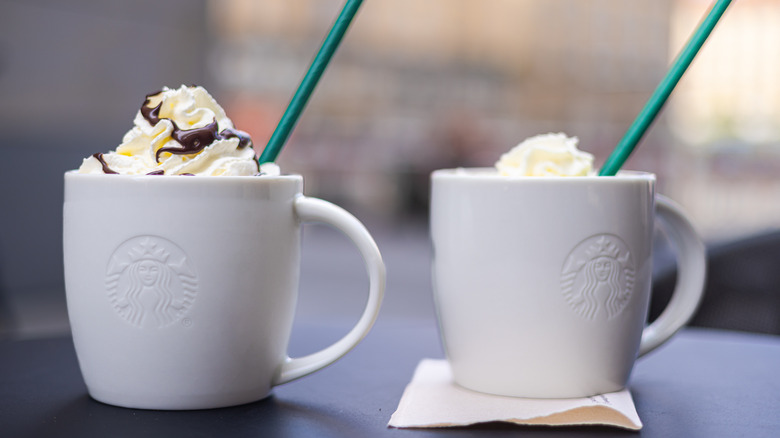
[258,0,364,164]
[599,0,733,176]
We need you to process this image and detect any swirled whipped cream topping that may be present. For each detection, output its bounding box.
[78,85,260,176]
[495,133,594,177]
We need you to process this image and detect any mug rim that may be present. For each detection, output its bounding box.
[432,168,655,181]
[64,169,302,182]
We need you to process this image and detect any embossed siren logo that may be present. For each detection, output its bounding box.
[560,234,635,320]
[105,236,197,328]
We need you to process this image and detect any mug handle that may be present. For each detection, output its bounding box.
[639,195,706,356]
[272,195,386,385]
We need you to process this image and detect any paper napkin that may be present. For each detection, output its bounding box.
[389,359,642,430]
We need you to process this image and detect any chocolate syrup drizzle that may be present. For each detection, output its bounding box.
[141,89,253,163]
[92,153,118,174]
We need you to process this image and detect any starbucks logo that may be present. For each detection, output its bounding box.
[560,234,635,320]
[105,236,197,328]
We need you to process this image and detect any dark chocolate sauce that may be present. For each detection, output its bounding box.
[140,90,163,125]
[146,170,165,175]
[92,153,118,174]
[219,127,253,150]
[156,119,220,162]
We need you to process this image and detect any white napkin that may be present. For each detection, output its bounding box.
[389,359,642,430]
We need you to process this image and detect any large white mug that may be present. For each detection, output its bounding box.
[63,172,385,409]
[431,169,706,398]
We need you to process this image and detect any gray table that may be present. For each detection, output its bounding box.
[1,318,779,438]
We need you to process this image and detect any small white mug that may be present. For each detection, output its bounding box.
[63,172,385,410]
[431,169,706,398]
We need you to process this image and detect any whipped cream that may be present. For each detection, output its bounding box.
[258,162,281,176]
[495,133,594,177]
[78,85,259,176]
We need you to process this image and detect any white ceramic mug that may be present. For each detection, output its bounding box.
[431,169,706,398]
[63,172,385,409]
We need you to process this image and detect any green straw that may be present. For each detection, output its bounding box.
[258,0,364,164]
[599,0,733,176]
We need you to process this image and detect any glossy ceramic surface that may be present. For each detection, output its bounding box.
[63,172,385,409]
[430,169,705,398]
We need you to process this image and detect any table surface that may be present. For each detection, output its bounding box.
[1,319,779,438]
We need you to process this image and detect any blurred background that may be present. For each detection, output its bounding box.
[2,0,779,339]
